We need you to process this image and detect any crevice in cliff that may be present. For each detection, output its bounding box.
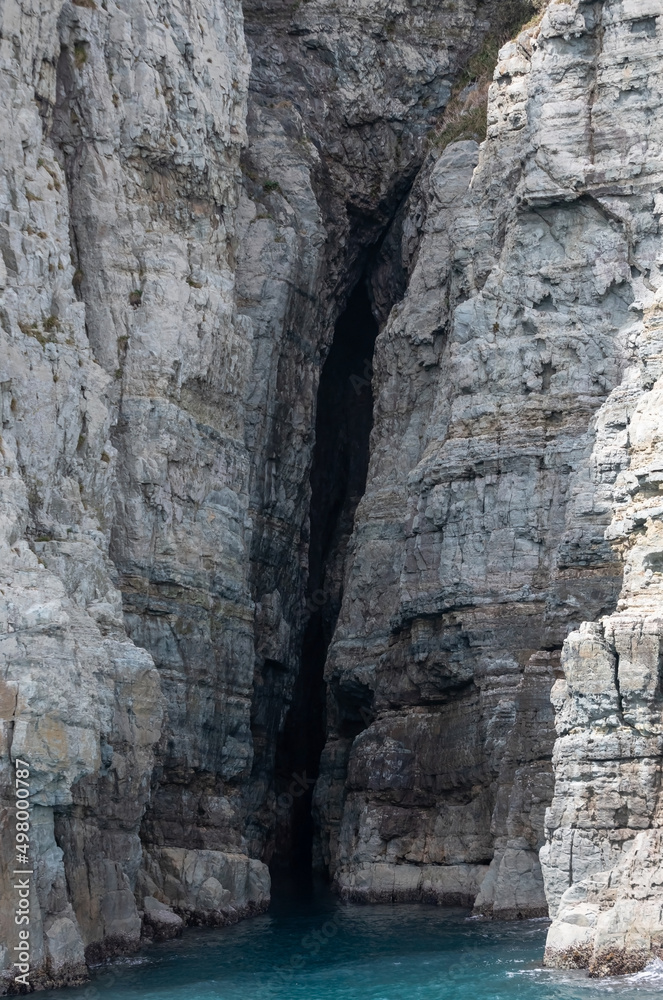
[614,649,624,718]
[270,278,379,873]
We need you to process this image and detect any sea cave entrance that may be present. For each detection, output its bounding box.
[271,277,379,874]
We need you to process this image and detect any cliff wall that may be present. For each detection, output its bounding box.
[0,0,267,989]
[1,0,662,989]
[319,0,663,968]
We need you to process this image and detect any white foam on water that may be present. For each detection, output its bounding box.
[506,967,617,991]
[624,957,663,984]
[109,956,153,967]
[507,959,663,995]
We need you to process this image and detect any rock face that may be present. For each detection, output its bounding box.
[236,0,540,867]
[2,0,663,989]
[317,15,623,912]
[316,0,663,969]
[139,848,270,925]
[1,0,532,987]
[140,897,183,943]
[524,0,663,974]
[0,0,268,989]
[0,0,166,984]
[542,291,663,972]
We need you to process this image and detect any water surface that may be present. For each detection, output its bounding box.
[42,880,663,1000]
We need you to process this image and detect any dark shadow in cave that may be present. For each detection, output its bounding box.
[271,278,379,874]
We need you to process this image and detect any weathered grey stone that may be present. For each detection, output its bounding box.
[2,0,663,987]
[318,0,663,948]
[317,13,625,916]
[141,897,184,942]
[237,0,537,865]
[0,0,245,987]
[338,862,489,906]
[542,289,663,973]
[140,847,270,924]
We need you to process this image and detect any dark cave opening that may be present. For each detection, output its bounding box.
[271,278,379,874]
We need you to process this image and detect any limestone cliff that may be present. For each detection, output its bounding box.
[319,0,663,971]
[0,0,266,990]
[236,0,536,867]
[1,0,663,990]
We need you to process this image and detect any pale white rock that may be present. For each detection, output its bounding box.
[318,0,663,942]
[139,847,270,924]
[0,0,245,988]
[3,0,663,986]
[542,292,663,974]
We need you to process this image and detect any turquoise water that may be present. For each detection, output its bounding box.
[42,882,663,1000]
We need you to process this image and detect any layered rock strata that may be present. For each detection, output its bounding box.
[0,0,541,988]
[0,0,162,984]
[317,0,663,946]
[52,0,257,868]
[237,0,541,866]
[542,292,663,973]
[2,0,663,988]
[0,0,269,990]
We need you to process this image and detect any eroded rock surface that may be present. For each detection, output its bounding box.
[0,0,268,989]
[237,0,539,866]
[542,290,663,973]
[317,0,663,951]
[0,0,535,987]
[139,847,270,925]
[2,0,663,987]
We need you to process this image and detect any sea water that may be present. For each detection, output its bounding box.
[40,881,663,1000]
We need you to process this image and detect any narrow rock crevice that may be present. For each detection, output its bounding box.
[270,278,379,873]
